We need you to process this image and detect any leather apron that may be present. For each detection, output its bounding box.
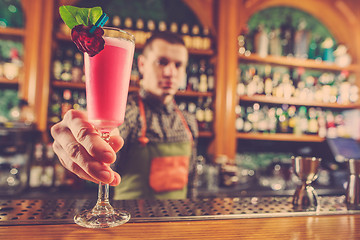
[114,97,193,200]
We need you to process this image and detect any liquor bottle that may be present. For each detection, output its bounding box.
[52,48,63,81]
[158,20,167,32]
[42,143,55,188]
[269,28,282,56]
[254,24,269,58]
[72,52,83,83]
[29,143,44,188]
[280,17,294,57]
[196,97,205,130]
[135,18,147,45]
[349,75,359,103]
[187,101,197,115]
[147,19,156,32]
[268,107,277,133]
[48,90,61,124]
[235,105,244,132]
[207,62,215,92]
[264,65,273,96]
[287,105,297,134]
[307,107,319,135]
[294,19,310,59]
[61,89,72,118]
[180,23,192,49]
[60,48,73,82]
[112,15,122,28]
[202,27,212,50]
[297,106,308,135]
[198,59,208,92]
[243,106,253,133]
[169,22,178,34]
[191,24,202,50]
[187,61,199,91]
[124,17,133,30]
[204,97,213,131]
[130,56,140,87]
[3,48,21,80]
[277,106,289,133]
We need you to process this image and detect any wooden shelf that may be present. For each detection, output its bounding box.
[176,90,213,97]
[236,132,324,142]
[238,53,360,72]
[199,131,213,138]
[239,95,360,109]
[0,27,25,37]
[56,32,214,56]
[52,81,85,89]
[52,81,214,97]
[0,77,19,85]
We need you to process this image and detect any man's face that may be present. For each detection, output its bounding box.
[138,39,188,102]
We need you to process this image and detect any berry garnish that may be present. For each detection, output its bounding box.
[71,25,105,57]
[59,6,108,57]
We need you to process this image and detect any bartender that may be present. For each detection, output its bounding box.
[51,31,198,199]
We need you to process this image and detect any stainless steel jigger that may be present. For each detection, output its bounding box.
[292,156,322,211]
[346,159,360,210]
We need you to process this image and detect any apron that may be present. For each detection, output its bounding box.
[114,96,193,200]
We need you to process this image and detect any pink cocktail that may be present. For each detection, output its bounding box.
[84,32,135,131]
[74,27,135,229]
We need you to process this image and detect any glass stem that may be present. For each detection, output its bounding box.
[92,131,114,213]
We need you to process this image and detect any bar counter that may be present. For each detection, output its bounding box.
[1,196,359,239]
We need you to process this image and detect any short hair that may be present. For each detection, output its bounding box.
[142,31,186,56]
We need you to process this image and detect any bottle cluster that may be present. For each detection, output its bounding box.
[181,58,215,93]
[236,103,349,138]
[178,97,214,132]
[0,42,23,81]
[52,45,85,83]
[59,16,212,51]
[237,64,359,104]
[29,142,86,190]
[238,19,351,67]
[48,89,86,124]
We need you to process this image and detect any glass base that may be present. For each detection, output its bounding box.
[74,209,130,228]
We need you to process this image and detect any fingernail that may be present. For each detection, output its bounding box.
[99,170,111,182]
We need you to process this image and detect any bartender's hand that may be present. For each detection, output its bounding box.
[51,109,124,186]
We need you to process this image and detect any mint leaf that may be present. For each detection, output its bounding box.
[59,6,103,29]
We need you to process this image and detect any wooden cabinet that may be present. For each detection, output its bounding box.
[214,0,360,160]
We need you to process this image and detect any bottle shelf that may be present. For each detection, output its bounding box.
[56,32,214,56]
[198,131,213,138]
[0,77,19,85]
[238,53,359,72]
[236,132,324,142]
[52,80,214,97]
[0,27,25,37]
[239,95,360,109]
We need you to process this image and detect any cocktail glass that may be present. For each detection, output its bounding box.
[74,27,135,228]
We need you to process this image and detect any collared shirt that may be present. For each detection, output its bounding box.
[119,88,199,144]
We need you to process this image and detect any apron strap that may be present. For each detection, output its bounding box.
[138,96,150,146]
[137,96,193,146]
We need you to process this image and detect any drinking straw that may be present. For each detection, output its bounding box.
[90,13,109,33]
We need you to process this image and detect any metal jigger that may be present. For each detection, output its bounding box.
[292,156,322,211]
[346,159,360,210]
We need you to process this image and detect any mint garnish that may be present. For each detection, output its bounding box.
[59,6,103,29]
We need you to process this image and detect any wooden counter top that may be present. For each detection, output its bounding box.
[1,214,359,240]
